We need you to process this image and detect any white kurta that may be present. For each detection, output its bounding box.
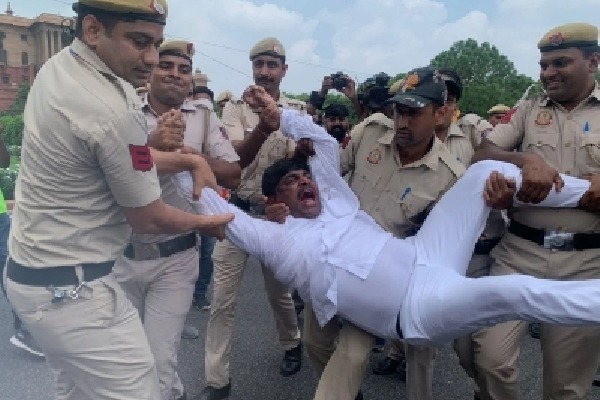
[178,109,600,344]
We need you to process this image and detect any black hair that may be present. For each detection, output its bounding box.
[75,5,120,39]
[251,52,286,64]
[581,45,600,58]
[438,68,463,101]
[262,157,310,197]
[193,86,214,102]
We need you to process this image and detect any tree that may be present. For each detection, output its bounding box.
[1,81,30,117]
[0,114,24,146]
[596,70,600,82]
[430,39,535,116]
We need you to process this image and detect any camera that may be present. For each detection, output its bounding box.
[358,73,391,111]
[330,71,347,91]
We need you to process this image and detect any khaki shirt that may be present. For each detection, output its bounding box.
[9,39,161,267]
[222,95,302,208]
[487,84,600,232]
[442,124,506,239]
[458,113,494,149]
[132,99,240,244]
[342,113,465,238]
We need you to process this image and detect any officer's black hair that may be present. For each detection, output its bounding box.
[75,5,120,38]
[262,157,310,197]
[193,86,214,102]
[581,45,600,58]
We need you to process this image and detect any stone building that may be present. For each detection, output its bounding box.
[0,3,74,110]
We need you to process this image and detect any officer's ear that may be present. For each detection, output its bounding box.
[81,14,106,48]
[433,103,446,126]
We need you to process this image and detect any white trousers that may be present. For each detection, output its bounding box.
[400,160,596,345]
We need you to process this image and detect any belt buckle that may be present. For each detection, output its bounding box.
[543,230,574,251]
[132,243,161,261]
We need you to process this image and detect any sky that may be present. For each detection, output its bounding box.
[11,0,600,97]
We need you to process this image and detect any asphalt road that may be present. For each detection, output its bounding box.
[1,257,600,400]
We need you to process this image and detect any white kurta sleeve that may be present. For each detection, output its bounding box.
[175,172,284,266]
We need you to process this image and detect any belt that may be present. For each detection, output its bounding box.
[474,238,501,255]
[229,193,251,212]
[508,220,600,251]
[7,258,114,287]
[123,232,197,261]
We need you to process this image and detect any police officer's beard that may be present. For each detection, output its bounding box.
[328,126,347,143]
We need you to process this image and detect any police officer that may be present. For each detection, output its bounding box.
[436,68,507,400]
[112,39,241,400]
[472,23,600,400]
[487,104,511,127]
[216,90,235,115]
[296,68,464,400]
[3,2,234,399]
[200,37,302,400]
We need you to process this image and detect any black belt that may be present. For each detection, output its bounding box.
[229,193,251,212]
[474,238,501,255]
[123,232,197,260]
[508,220,600,251]
[6,258,114,287]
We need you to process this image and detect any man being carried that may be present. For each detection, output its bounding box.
[179,83,600,347]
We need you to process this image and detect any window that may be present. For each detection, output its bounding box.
[0,50,7,64]
[53,31,59,55]
[21,52,28,66]
[2,76,9,84]
[20,34,27,42]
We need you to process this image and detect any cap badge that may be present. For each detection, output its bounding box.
[548,32,564,46]
[149,0,165,15]
[272,44,281,54]
[402,73,419,92]
[367,148,382,165]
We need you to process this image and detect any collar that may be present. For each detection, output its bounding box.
[540,81,600,107]
[397,137,443,171]
[446,123,466,138]
[70,38,119,83]
[141,94,194,116]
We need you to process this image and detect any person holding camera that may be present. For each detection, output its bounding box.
[308,73,363,120]
[322,103,351,144]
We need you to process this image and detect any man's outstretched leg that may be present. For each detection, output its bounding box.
[401,265,600,346]
[414,160,590,275]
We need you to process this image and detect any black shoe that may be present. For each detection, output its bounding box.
[372,356,400,375]
[529,322,541,339]
[10,329,44,357]
[196,383,231,400]
[280,342,302,376]
[355,390,364,400]
[593,373,600,387]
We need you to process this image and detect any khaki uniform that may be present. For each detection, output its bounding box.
[304,113,464,400]
[113,99,239,400]
[205,96,302,388]
[477,85,600,400]
[5,38,162,400]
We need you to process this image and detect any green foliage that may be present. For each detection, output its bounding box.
[429,39,535,116]
[596,70,600,83]
[1,81,30,117]
[0,169,17,200]
[0,115,24,146]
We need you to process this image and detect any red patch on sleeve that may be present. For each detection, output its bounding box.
[500,108,517,124]
[129,144,154,172]
[341,135,351,149]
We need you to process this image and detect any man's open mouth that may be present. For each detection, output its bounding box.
[298,187,316,205]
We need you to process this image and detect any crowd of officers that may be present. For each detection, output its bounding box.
[0,0,599,399]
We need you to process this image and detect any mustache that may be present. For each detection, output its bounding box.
[256,76,274,84]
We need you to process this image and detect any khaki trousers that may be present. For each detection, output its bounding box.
[5,269,159,400]
[388,340,437,400]
[205,238,300,387]
[475,233,600,400]
[452,253,493,398]
[303,302,374,400]
[113,247,199,400]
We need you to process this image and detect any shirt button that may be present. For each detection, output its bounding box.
[537,140,543,145]
[564,142,571,147]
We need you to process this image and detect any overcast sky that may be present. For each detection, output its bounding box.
[12,0,600,97]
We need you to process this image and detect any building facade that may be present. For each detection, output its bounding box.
[0,3,73,110]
